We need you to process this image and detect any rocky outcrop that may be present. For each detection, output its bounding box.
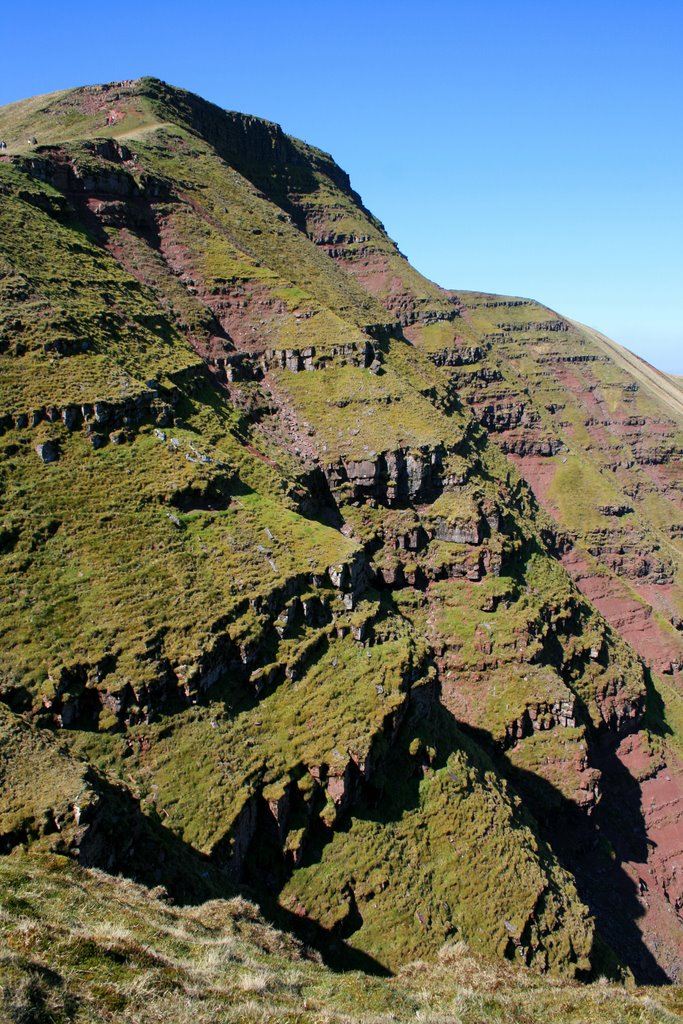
[597,504,634,517]
[14,147,171,204]
[504,699,577,742]
[429,344,490,367]
[431,519,482,545]
[595,685,645,737]
[496,320,570,333]
[537,353,609,363]
[478,401,538,432]
[29,549,373,730]
[583,532,674,585]
[217,646,428,881]
[499,436,564,457]
[34,439,59,463]
[267,339,380,374]
[325,444,468,506]
[2,390,176,444]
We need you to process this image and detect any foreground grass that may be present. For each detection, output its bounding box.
[1,854,681,1024]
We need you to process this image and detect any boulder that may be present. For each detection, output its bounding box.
[35,440,59,463]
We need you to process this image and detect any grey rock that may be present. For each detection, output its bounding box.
[35,440,59,463]
[62,405,81,430]
[93,402,110,425]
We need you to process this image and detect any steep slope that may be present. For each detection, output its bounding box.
[4,854,681,1024]
[385,299,683,979]
[573,322,683,425]
[400,297,683,678]
[0,78,681,991]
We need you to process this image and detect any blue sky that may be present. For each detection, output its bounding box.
[2,0,681,371]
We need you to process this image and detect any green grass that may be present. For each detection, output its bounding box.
[573,321,683,427]
[128,128,389,335]
[649,673,683,760]
[0,420,360,698]
[279,722,595,975]
[546,458,634,532]
[430,549,644,735]
[3,853,680,1024]
[0,81,162,152]
[0,76,682,997]
[65,629,420,855]
[0,162,200,419]
[275,358,465,462]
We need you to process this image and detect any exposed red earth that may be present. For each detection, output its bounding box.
[562,549,682,678]
[603,732,683,981]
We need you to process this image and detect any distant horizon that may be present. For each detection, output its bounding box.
[2,0,680,374]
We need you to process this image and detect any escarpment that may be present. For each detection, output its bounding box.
[1,78,682,984]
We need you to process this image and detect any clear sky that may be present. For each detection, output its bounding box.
[2,0,681,372]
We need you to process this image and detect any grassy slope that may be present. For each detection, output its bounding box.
[403,292,683,880]
[2,854,681,1024]
[0,78,681,1004]
[414,292,683,592]
[0,82,164,152]
[571,320,683,426]
[0,81,597,977]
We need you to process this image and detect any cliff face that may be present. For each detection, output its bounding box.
[0,78,681,982]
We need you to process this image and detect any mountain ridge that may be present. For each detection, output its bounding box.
[1,77,682,1011]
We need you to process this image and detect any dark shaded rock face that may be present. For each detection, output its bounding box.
[431,519,481,545]
[35,440,59,463]
[327,446,449,506]
[5,390,178,445]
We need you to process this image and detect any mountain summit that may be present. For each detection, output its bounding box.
[1,78,682,1007]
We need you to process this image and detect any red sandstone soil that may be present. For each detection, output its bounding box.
[612,732,683,981]
[507,453,559,506]
[562,549,682,677]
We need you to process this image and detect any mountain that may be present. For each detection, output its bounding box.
[1,78,682,1012]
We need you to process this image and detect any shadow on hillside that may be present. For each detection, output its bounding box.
[241,684,671,984]
[642,665,674,739]
[56,767,392,977]
[460,719,671,985]
[12,605,669,981]
[260,898,392,976]
[14,667,669,981]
